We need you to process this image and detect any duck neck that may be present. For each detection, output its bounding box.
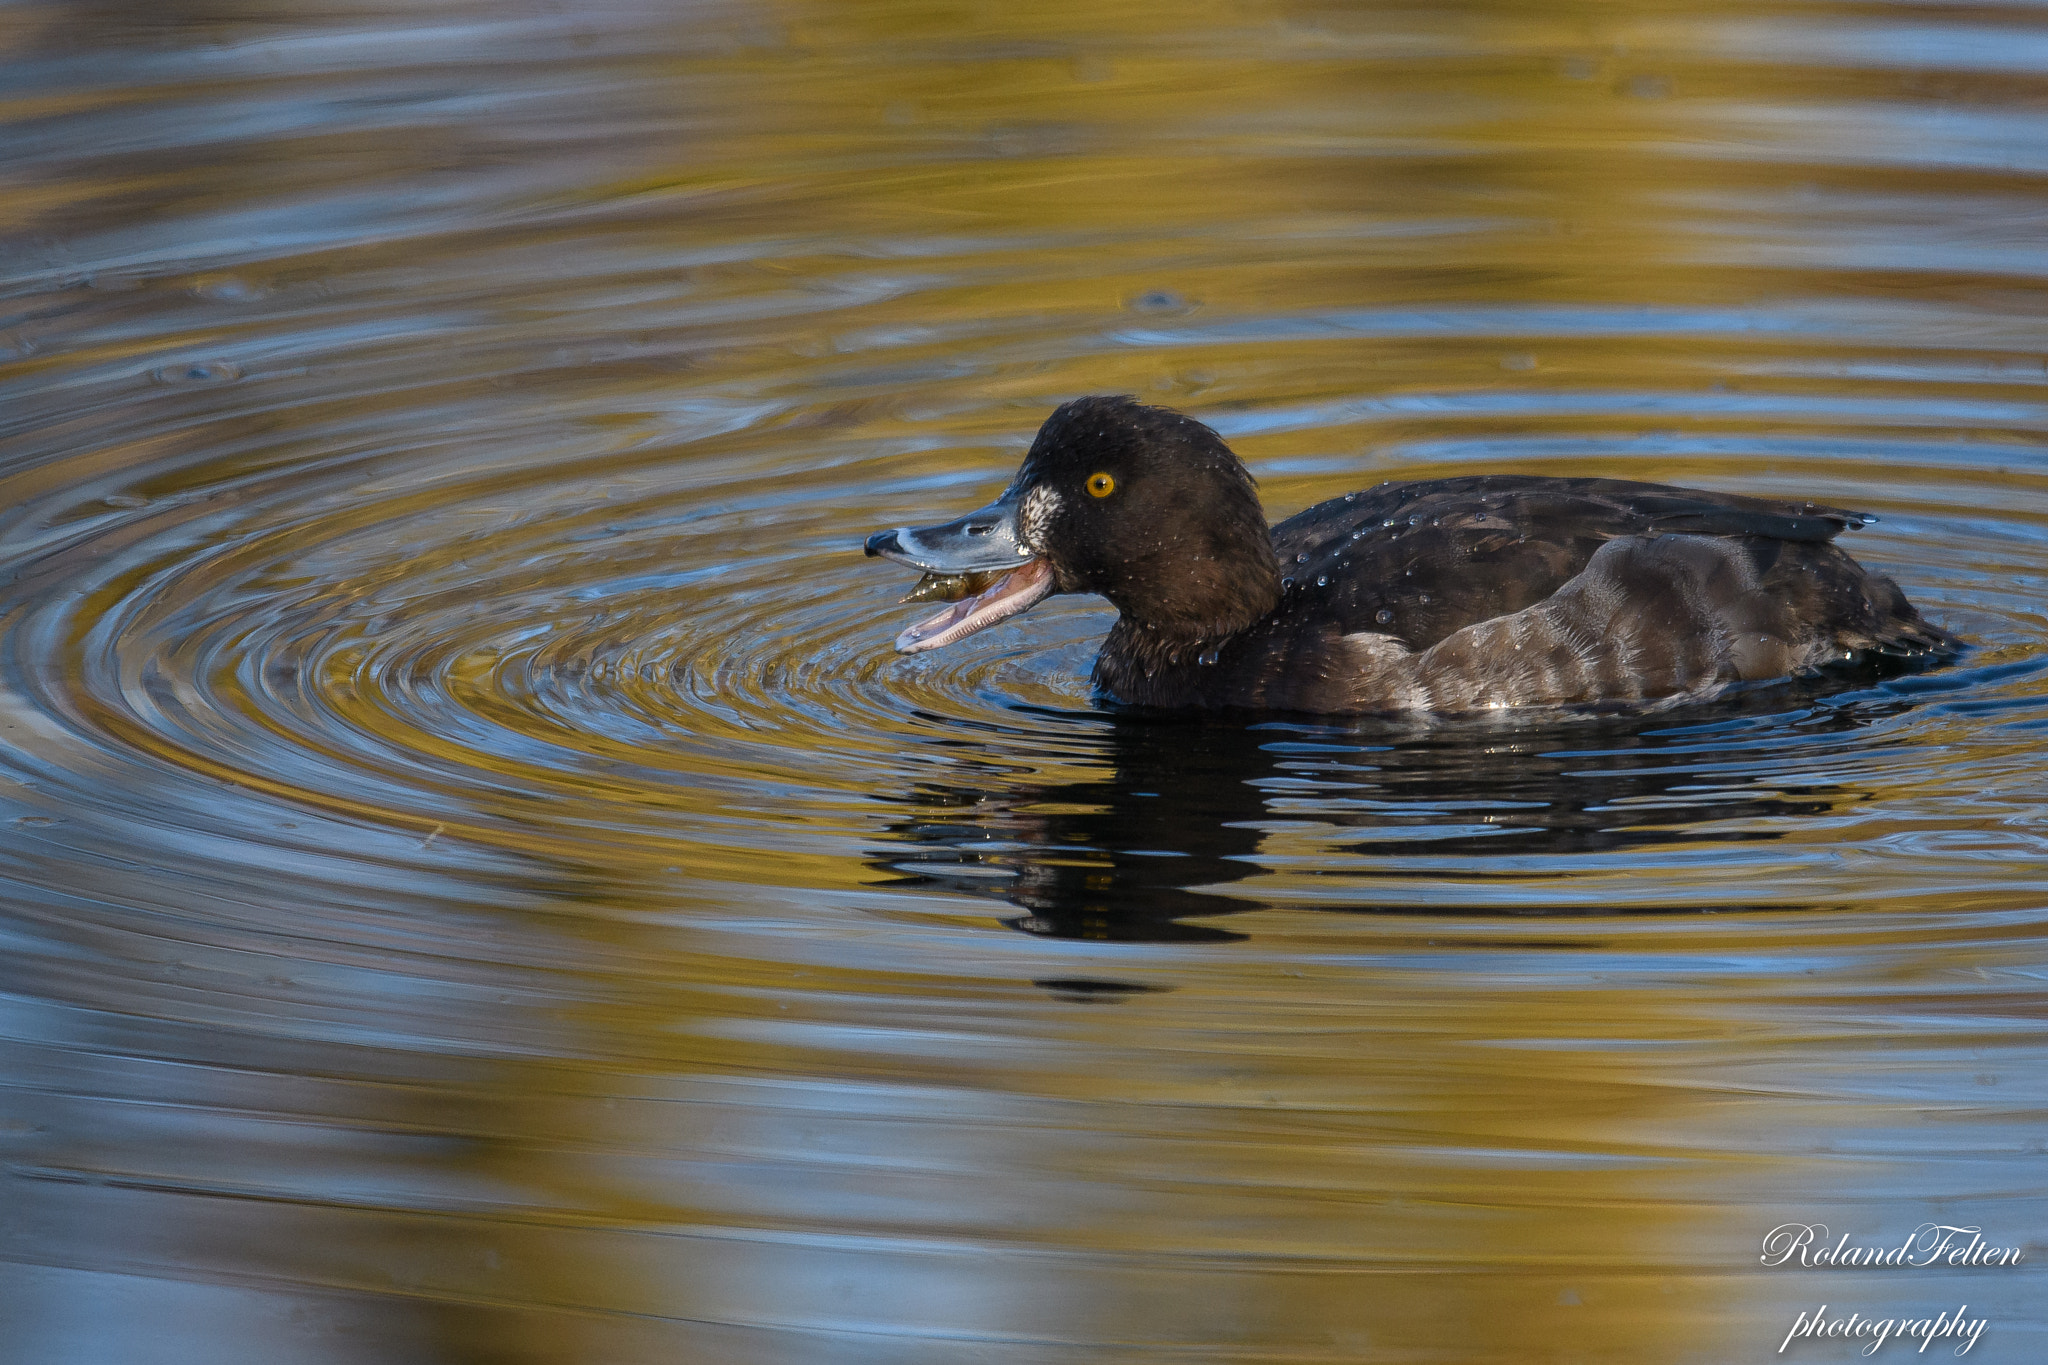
[1092,597,1272,709]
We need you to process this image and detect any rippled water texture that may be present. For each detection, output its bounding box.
[4,1,2047,1361]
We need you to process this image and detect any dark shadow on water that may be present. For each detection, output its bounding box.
[870,676,1934,942]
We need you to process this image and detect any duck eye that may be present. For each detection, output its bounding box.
[1086,472,1116,499]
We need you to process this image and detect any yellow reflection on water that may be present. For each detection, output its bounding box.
[1,0,2045,1360]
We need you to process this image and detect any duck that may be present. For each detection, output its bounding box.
[863,395,1959,714]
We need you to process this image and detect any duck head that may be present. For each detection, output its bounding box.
[865,396,1283,653]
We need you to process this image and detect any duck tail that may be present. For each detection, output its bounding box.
[1853,572,1964,660]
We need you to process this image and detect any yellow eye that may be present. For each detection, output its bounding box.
[1086,472,1116,498]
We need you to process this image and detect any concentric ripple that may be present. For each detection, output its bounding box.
[7,402,2048,921]
[4,439,1116,866]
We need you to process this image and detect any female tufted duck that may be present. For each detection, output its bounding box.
[863,396,1958,714]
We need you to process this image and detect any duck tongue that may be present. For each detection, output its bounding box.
[895,559,1055,654]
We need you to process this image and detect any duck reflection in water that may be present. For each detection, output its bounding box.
[871,689,1915,943]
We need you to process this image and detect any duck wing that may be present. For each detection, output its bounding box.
[1383,531,1954,712]
[1268,475,1869,651]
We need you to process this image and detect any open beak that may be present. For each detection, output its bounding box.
[864,490,1056,653]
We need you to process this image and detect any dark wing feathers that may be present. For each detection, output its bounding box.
[1642,502,1862,542]
[1267,475,1878,653]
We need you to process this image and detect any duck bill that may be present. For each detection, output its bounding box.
[891,557,1054,653]
[863,490,1032,574]
[864,492,1056,653]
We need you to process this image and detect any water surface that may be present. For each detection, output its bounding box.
[2,0,2046,1361]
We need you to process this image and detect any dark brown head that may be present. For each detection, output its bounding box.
[865,396,1282,651]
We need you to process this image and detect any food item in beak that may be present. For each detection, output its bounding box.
[901,569,1006,604]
